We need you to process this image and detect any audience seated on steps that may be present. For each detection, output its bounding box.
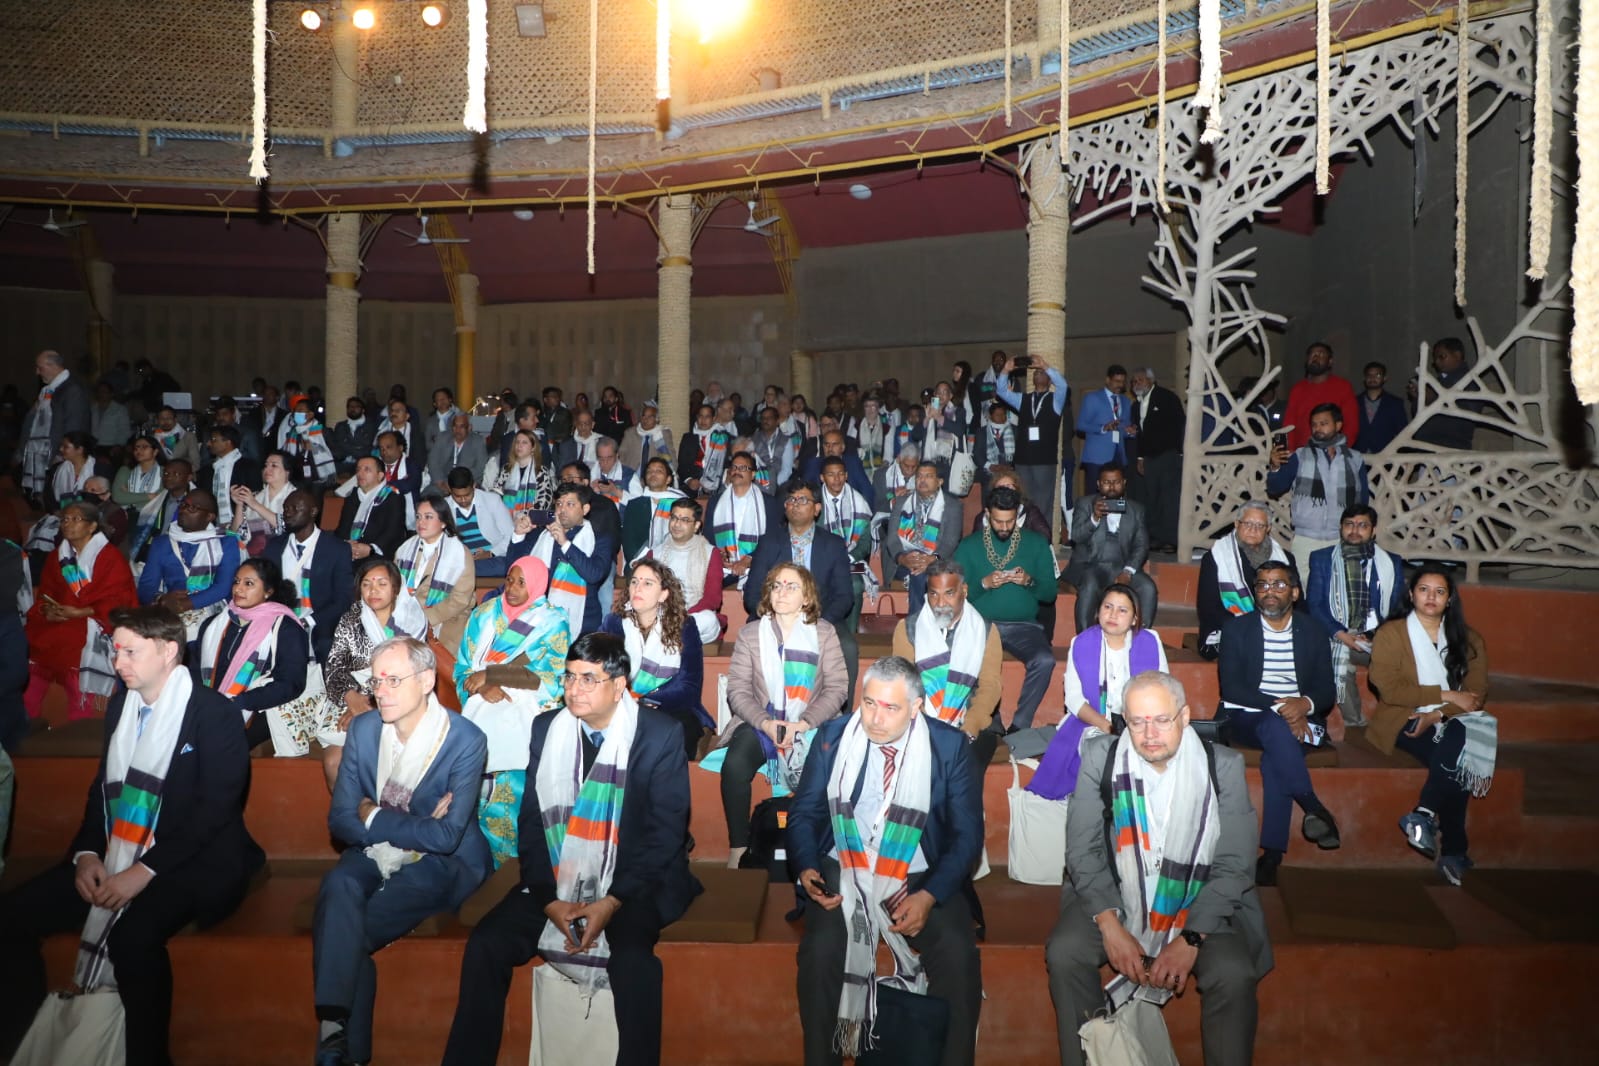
[1064,461,1159,635]
[136,488,240,642]
[454,556,570,869]
[394,497,478,652]
[600,557,714,762]
[791,655,984,1066]
[443,466,514,580]
[1304,503,1405,727]
[953,486,1057,736]
[646,496,725,645]
[1196,500,1295,661]
[441,632,702,1066]
[710,562,847,870]
[316,558,430,792]
[193,556,312,755]
[312,636,489,1066]
[883,460,963,617]
[265,488,354,663]
[0,604,265,1066]
[1046,671,1271,1066]
[1216,560,1342,886]
[1368,564,1494,887]
[509,482,615,639]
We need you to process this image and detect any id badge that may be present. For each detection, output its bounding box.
[1028,426,1041,441]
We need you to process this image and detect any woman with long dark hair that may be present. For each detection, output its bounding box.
[1367,563,1491,885]
[601,558,712,760]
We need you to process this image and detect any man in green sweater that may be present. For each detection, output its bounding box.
[954,485,1058,733]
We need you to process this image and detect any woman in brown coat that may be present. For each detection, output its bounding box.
[715,562,847,868]
[1367,563,1490,885]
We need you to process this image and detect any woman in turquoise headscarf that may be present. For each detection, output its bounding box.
[453,554,569,866]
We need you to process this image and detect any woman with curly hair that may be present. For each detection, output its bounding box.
[600,557,712,761]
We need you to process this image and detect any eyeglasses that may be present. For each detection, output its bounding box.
[771,580,804,594]
[363,672,420,696]
[1125,714,1180,732]
[563,671,615,690]
[785,496,816,507]
[1236,520,1270,531]
[728,464,755,473]
[1253,580,1291,592]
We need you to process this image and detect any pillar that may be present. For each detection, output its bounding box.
[330,15,358,157]
[87,258,114,377]
[1036,0,1060,78]
[1025,133,1068,373]
[325,212,360,412]
[657,194,693,428]
[790,350,814,406]
[455,272,479,406]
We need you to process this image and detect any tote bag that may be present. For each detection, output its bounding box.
[1006,756,1068,886]
[12,989,125,1066]
[1078,1000,1180,1066]
[529,965,619,1066]
[947,448,977,499]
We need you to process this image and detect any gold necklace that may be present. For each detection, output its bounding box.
[984,524,1021,570]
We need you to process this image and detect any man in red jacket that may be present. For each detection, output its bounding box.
[1282,342,1360,451]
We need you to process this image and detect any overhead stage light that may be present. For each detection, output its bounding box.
[351,6,377,30]
[514,3,547,38]
[421,4,449,28]
[299,7,323,31]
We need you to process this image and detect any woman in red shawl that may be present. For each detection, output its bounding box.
[24,498,137,724]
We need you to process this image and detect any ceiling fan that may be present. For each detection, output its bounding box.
[704,199,780,234]
[20,209,88,234]
[395,215,470,246]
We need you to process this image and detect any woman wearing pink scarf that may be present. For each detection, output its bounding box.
[194,556,312,755]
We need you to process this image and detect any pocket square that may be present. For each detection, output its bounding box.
[180,743,195,755]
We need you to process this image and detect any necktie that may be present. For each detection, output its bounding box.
[293,540,305,562]
[136,704,152,740]
[881,744,899,796]
[593,732,605,748]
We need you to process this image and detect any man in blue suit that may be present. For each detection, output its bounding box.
[136,488,240,627]
[1305,503,1405,727]
[261,488,354,662]
[744,477,859,712]
[441,632,702,1066]
[312,637,489,1066]
[791,656,984,1066]
[1076,363,1131,492]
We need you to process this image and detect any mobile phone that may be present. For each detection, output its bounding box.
[1271,432,1288,451]
[1103,498,1128,514]
[774,723,788,744]
[806,876,831,898]
[568,917,587,944]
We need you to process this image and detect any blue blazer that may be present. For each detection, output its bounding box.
[1305,545,1405,638]
[261,531,355,661]
[329,708,492,906]
[600,612,706,726]
[1217,610,1337,718]
[1075,389,1131,466]
[517,705,703,926]
[507,522,617,636]
[137,533,241,612]
[72,682,265,920]
[742,524,855,627]
[788,715,983,905]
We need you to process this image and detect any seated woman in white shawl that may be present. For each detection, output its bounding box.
[1368,563,1492,886]
[317,557,430,790]
[229,449,295,558]
[481,429,553,517]
[452,555,569,867]
[394,496,477,652]
[600,558,714,762]
[193,556,312,756]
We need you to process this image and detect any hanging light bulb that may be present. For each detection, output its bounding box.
[299,7,323,31]
[421,3,449,27]
[351,5,377,30]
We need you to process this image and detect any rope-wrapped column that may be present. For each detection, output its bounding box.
[1574,0,1599,402]
[330,15,358,157]
[1025,134,1069,545]
[455,272,479,406]
[87,258,115,375]
[325,212,361,412]
[657,194,693,427]
[1036,0,1059,77]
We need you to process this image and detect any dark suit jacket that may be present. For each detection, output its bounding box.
[1064,494,1150,584]
[517,705,703,926]
[1217,610,1336,717]
[1356,391,1409,454]
[1306,544,1405,638]
[600,613,706,724]
[1195,543,1302,658]
[742,524,855,626]
[72,680,265,920]
[788,715,982,905]
[330,419,377,467]
[23,371,92,461]
[1129,384,1185,459]
[331,708,492,906]
[334,489,408,560]
[507,522,616,635]
[703,485,782,541]
[198,454,263,497]
[883,491,964,567]
[262,530,355,660]
[800,451,875,509]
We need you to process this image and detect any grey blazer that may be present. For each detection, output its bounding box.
[716,617,848,746]
[1062,733,1274,978]
[425,432,489,489]
[884,490,964,564]
[1065,494,1150,583]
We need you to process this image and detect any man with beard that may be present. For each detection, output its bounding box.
[1267,403,1370,577]
[819,455,875,701]
[1196,501,1294,661]
[330,396,376,475]
[1217,561,1340,886]
[1305,505,1405,727]
[1282,341,1360,451]
[1064,463,1158,634]
[619,399,676,474]
[1126,366,1185,552]
[1355,361,1408,454]
[953,486,1057,734]
[1075,364,1131,492]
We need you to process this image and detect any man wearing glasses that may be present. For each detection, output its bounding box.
[1216,561,1341,886]
[1195,501,1294,661]
[705,451,780,589]
[441,632,700,1066]
[311,637,489,1066]
[1046,671,1271,1066]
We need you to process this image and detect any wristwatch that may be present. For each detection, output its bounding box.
[1180,929,1206,949]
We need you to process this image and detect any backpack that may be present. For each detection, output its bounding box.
[1098,737,1219,885]
[739,795,794,883]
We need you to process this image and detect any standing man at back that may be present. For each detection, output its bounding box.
[1076,364,1131,491]
[17,349,91,507]
[1127,367,1185,553]
[1282,342,1360,451]
[993,355,1074,520]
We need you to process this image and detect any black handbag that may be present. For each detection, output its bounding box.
[854,983,951,1065]
[738,795,793,882]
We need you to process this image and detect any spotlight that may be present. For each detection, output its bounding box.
[298,7,323,31]
[351,6,376,30]
[514,4,546,38]
[421,3,448,28]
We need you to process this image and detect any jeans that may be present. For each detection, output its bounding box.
[1393,717,1472,857]
[1221,709,1324,853]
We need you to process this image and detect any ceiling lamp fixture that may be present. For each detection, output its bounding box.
[682,0,749,44]
[351,5,376,30]
[513,3,546,38]
[421,3,448,27]
[298,7,323,31]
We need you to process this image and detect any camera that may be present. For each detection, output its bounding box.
[1103,498,1128,513]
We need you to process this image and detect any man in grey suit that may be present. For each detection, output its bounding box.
[1064,462,1158,633]
[425,413,489,497]
[1045,671,1272,1066]
[884,460,965,615]
[16,349,91,504]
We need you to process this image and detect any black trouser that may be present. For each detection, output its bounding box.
[440,884,665,1066]
[1133,450,1183,546]
[1393,717,1472,857]
[0,860,237,1066]
[719,723,771,849]
[796,859,982,1066]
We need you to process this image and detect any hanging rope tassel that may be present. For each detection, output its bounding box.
[587,0,598,276]
[248,0,268,181]
[656,0,671,133]
[1193,0,1223,144]
[1573,0,1599,402]
[464,0,488,133]
[1315,0,1330,194]
[1526,0,1553,281]
[1004,0,1013,128]
[1454,0,1469,307]
[1157,0,1168,211]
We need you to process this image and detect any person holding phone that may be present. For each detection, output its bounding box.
[1366,564,1491,886]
